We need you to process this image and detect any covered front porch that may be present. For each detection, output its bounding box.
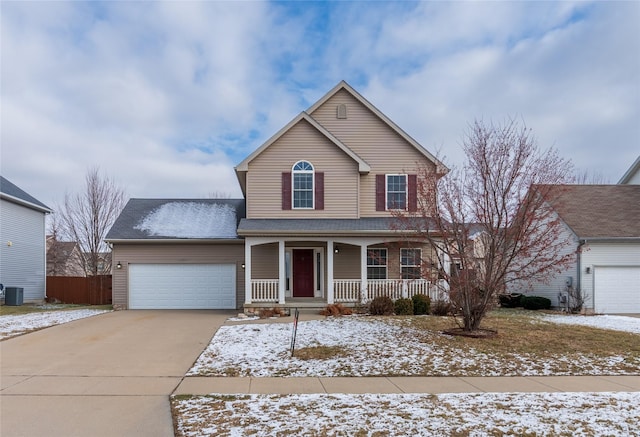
[243,236,448,310]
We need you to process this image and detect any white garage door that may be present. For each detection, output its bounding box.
[129,264,236,309]
[594,266,640,314]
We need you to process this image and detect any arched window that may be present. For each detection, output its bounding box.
[292,160,314,209]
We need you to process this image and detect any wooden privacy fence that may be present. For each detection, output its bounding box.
[46,275,112,305]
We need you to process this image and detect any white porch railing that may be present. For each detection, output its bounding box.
[251,279,279,302]
[250,278,446,304]
[334,279,443,303]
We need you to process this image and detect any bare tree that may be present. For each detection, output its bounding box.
[46,214,65,276]
[396,119,576,332]
[573,169,610,184]
[58,167,126,276]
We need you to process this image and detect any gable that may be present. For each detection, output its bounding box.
[307,81,445,173]
[245,118,360,219]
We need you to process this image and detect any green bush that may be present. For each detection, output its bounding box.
[521,295,551,310]
[430,299,452,316]
[498,293,523,308]
[412,294,431,315]
[394,298,414,315]
[369,296,394,316]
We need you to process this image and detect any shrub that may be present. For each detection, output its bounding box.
[394,298,414,315]
[521,295,552,310]
[319,303,353,316]
[430,300,452,316]
[412,294,431,315]
[369,296,394,316]
[498,293,523,308]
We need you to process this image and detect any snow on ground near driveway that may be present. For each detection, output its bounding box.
[173,391,640,436]
[541,313,640,334]
[0,309,110,340]
[188,316,640,377]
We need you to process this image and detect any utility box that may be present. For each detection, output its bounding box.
[5,287,24,306]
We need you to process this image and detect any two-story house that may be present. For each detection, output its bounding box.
[106,81,446,310]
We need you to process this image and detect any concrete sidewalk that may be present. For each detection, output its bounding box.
[174,375,640,395]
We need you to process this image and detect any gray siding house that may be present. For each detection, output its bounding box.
[1,176,52,303]
[511,185,640,314]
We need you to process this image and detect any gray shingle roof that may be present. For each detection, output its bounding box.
[547,185,640,239]
[238,217,429,235]
[106,198,246,240]
[0,176,52,212]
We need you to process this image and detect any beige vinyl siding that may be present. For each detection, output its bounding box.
[111,243,245,309]
[246,119,359,219]
[333,245,361,279]
[251,243,278,278]
[310,89,437,217]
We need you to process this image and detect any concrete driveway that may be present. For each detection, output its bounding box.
[0,310,231,437]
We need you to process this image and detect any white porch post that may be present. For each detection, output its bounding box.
[278,240,286,304]
[360,244,368,303]
[327,240,334,304]
[244,240,252,305]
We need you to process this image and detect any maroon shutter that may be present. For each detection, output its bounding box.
[315,172,324,210]
[376,174,386,211]
[408,174,417,212]
[282,172,291,210]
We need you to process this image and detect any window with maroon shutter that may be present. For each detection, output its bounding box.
[408,174,417,212]
[282,172,292,210]
[292,161,314,209]
[376,175,386,211]
[315,172,324,210]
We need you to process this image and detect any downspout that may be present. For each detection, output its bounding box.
[576,239,586,295]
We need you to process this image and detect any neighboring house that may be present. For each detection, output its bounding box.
[106,81,447,310]
[511,185,640,314]
[46,237,86,276]
[0,176,52,303]
[618,155,640,184]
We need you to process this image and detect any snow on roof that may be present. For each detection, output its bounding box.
[134,202,238,239]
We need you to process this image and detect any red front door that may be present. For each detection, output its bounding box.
[293,249,314,297]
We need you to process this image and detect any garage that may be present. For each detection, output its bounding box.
[129,264,236,309]
[593,266,640,314]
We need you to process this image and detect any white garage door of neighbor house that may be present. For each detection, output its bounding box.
[129,264,236,309]
[593,266,640,314]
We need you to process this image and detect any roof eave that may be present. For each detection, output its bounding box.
[106,238,244,244]
[1,193,53,214]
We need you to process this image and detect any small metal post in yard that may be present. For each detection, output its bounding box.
[290,308,300,357]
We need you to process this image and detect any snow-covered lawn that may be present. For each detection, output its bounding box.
[541,313,640,334]
[173,391,640,437]
[0,308,110,340]
[180,313,640,436]
[189,315,640,377]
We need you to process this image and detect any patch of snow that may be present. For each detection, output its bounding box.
[0,309,110,340]
[134,202,237,238]
[173,392,640,436]
[188,317,640,377]
[541,314,640,334]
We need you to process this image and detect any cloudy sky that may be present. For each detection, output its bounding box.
[2,1,638,209]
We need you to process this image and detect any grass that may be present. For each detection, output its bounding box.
[0,304,112,316]
[294,345,349,360]
[396,309,640,358]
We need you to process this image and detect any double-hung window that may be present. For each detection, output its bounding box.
[401,248,421,279]
[367,248,387,279]
[386,174,407,210]
[292,160,314,209]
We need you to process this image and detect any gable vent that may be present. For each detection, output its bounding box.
[336,104,347,119]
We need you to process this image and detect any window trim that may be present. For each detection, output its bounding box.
[367,248,388,280]
[400,248,422,279]
[292,160,315,209]
[386,174,407,210]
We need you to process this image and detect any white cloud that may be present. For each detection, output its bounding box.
[1,1,638,210]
